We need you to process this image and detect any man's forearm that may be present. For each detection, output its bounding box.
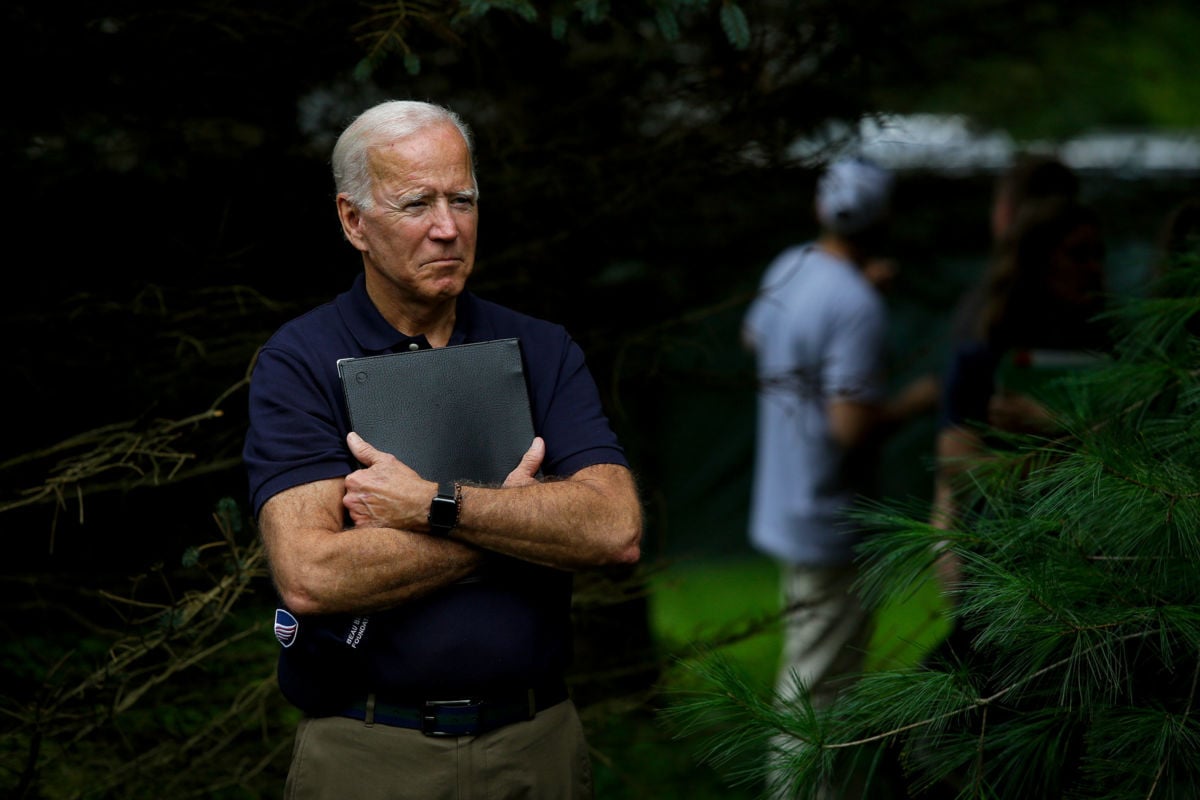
[302,527,484,614]
[261,480,486,616]
[449,465,642,571]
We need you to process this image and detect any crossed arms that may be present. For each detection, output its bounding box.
[260,432,642,616]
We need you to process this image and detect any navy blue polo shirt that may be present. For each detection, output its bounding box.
[243,273,628,711]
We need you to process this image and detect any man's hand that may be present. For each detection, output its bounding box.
[343,433,548,530]
[343,432,427,529]
[504,437,545,487]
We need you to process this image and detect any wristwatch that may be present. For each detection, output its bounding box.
[428,480,460,535]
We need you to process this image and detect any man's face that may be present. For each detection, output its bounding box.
[339,121,478,304]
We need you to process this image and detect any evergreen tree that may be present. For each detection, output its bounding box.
[668,251,1200,799]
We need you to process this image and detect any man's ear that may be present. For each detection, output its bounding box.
[336,194,367,250]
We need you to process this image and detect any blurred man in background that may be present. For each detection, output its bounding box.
[743,156,937,799]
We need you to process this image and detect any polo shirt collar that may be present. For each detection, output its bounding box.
[335,272,487,352]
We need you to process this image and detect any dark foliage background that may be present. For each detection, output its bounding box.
[3,1,1198,796]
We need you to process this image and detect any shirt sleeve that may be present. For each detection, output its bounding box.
[820,287,887,404]
[243,344,356,517]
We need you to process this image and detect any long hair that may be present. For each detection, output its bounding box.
[977,198,1109,350]
[991,153,1079,239]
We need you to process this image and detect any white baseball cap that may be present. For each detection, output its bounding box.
[816,156,894,235]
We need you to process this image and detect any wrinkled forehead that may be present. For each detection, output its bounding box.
[365,124,475,188]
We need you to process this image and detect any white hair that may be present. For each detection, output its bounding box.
[331,100,477,210]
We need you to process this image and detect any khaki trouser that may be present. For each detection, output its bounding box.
[767,563,874,800]
[774,563,873,709]
[284,699,592,800]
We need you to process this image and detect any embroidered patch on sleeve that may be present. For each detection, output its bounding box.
[274,608,299,648]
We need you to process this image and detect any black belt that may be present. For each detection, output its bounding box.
[337,682,569,737]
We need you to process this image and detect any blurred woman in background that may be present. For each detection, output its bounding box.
[932,197,1111,585]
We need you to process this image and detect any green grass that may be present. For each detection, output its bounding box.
[649,554,783,690]
[649,553,950,679]
[588,553,951,798]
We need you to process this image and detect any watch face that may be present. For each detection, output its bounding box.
[429,492,458,533]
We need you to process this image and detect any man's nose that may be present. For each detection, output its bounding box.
[428,201,459,239]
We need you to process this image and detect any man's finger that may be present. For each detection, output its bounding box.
[520,437,545,473]
[346,431,379,464]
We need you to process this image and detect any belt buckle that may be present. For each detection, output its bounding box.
[421,698,478,737]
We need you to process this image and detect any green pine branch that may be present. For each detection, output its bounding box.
[668,253,1200,798]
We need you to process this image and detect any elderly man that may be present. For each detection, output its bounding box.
[243,100,642,800]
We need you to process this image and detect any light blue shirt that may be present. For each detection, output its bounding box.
[743,244,887,565]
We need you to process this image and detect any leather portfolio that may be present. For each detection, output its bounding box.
[337,338,535,485]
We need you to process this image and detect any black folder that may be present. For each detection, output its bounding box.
[337,338,535,485]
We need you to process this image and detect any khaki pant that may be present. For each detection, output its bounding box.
[284,699,592,800]
[775,563,873,709]
[767,563,874,800]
